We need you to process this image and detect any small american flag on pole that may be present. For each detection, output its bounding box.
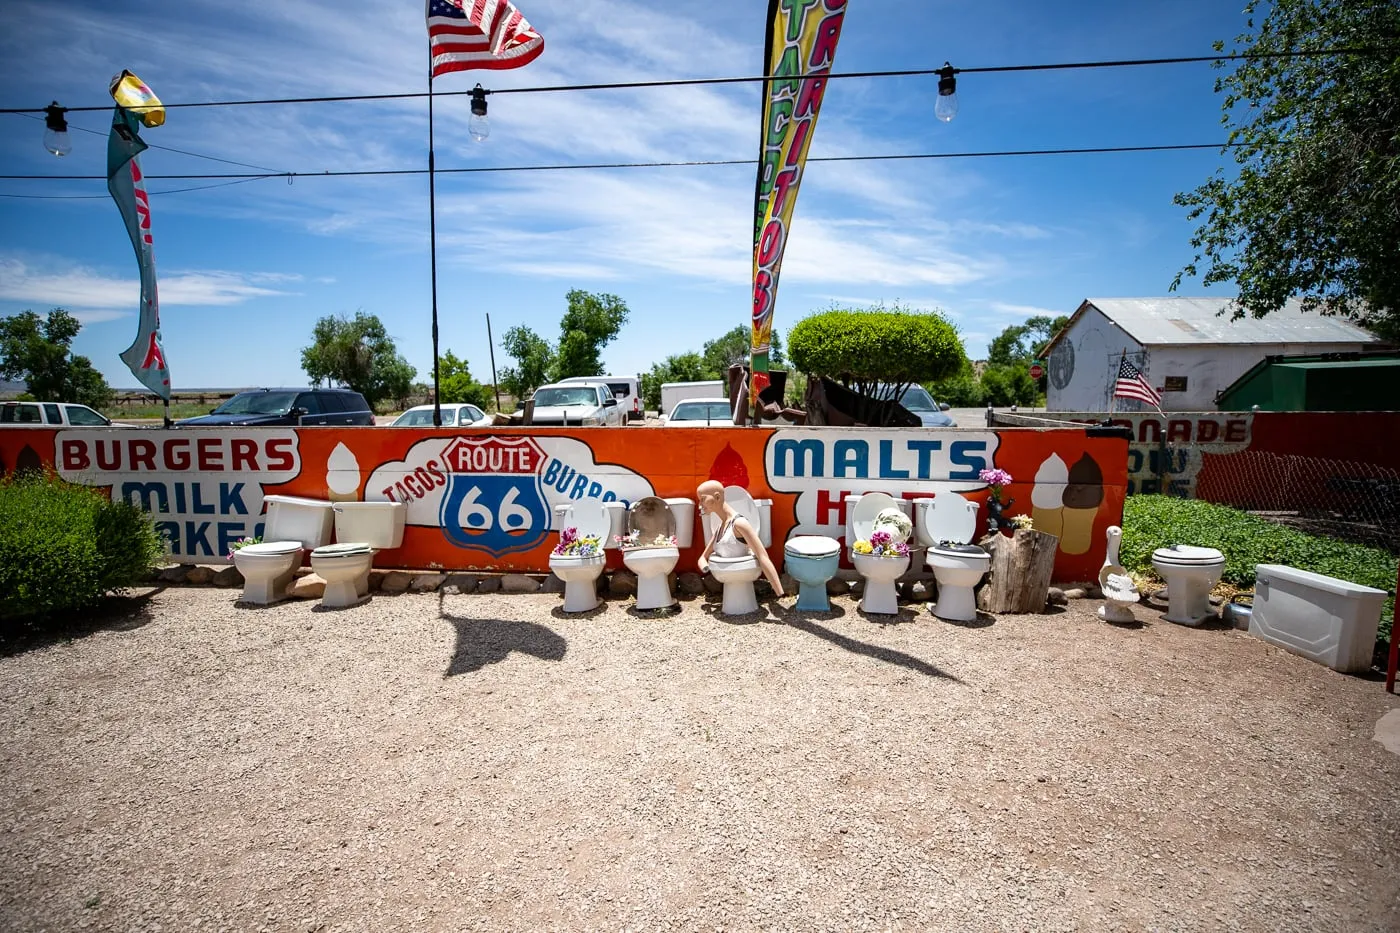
[1113,357,1163,407]
[427,0,544,78]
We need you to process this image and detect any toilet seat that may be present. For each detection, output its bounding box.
[238,541,302,557]
[785,535,840,559]
[1151,545,1224,565]
[929,543,986,556]
[312,542,372,559]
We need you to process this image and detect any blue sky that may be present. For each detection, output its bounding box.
[0,0,1249,391]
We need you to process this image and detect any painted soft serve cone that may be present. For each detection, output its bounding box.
[1059,453,1104,555]
[326,442,362,502]
[1030,453,1068,540]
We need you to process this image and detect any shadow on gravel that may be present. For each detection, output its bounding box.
[784,616,964,683]
[0,589,164,658]
[934,610,997,629]
[440,612,568,677]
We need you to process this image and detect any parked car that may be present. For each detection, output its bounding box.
[662,398,734,427]
[391,403,491,427]
[176,388,374,427]
[0,400,134,428]
[558,375,642,422]
[873,383,956,427]
[527,382,623,426]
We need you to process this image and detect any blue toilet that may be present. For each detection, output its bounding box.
[784,535,842,611]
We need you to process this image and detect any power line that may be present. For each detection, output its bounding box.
[11,109,286,174]
[0,175,278,199]
[0,47,1389,115]
[0,142,1239,186]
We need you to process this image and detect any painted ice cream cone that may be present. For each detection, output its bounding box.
[325,442,362,502]
[1030,453,1068,541]
[1058,453,1104,555]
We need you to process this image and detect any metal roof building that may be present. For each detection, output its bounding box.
[1043,297,1383,412]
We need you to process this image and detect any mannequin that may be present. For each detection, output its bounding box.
[695,480,784,596]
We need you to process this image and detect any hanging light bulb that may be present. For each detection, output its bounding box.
[935,63,958,123]
[43,102,72,156]
[468,84,490,142]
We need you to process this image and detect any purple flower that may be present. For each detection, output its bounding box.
[869,530,892,547]
[979,467,1013,488]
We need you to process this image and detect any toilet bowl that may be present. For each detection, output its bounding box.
[704,487,773,616]
[784,535,841,611]
[1150,545,1226,626]
[917,493,990,622]
[547,498,615,613]
[233,495,335,605]
[621,496,694,610]
[310,501,406,608]
[846,493,912,616]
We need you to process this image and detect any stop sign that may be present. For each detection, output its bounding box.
[1029,362,1045,380]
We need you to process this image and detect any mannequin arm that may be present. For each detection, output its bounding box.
[735,518,783,596]
[697,536,714,575]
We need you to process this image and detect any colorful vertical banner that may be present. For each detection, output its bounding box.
[750,0,846,414]
[107,72,170,400]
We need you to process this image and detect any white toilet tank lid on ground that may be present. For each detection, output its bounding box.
[558,498,612,542]
[923,494,978,544]
[850,492,899,540]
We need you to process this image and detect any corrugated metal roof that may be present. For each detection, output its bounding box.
[1086,297,1380,346]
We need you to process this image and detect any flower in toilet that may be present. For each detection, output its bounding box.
[855,530,910,558]
[871,507,912,544]
[552,527,602,557]
[615,532,677,549]
[227,536,261,560]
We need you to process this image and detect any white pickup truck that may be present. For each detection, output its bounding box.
[0,400,133,428]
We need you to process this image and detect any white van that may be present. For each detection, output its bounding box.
[0,400,134,428]
[558,375,642,422]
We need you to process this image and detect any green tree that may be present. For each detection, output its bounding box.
[1173,0,1400,337]
[928,358,987,408]
[438,351,492,410]
[788,304,965,425]
[980,364,1040,407]
[0,308,113,407]
[551,290,630,379]
[986,315,1070,366]
[640,351,706,411]
[300,311,415,409]
[496,325,555,402]
[700,325,784,378]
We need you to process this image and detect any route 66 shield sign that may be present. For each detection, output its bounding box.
[438,436,551,556]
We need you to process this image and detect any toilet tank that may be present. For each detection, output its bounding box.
[333,501,406,549]
[1249,563,1387,673]
[262,495,335,549]
[665,497,696,548]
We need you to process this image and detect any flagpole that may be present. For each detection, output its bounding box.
[1108,350,1125,417]
[427,50,442,428]
[486,312,501,413]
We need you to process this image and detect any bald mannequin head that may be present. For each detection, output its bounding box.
[696,480,727,516]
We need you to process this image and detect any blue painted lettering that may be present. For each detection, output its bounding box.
[771,438,824,477]
[906,439,942,478]
[833,440,867,478]
[877,440,909,479]
[949,441,988,479]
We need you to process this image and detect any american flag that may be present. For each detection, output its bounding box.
[1113,357,1163,407]
[427,0,544,78]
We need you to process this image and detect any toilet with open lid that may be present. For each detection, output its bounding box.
[705,487,773,616]
[918,493,990,622]
[846,493,912,616]
[233,495,335,605]
[621,496,694,611]
[310,501,406,608]
[548,498,616,613]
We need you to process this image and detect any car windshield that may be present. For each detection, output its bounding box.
[393,408,453,426]
[872,383,937,412]
[213,391,297,415]
[671,402,732,422]
[533,387,600,407]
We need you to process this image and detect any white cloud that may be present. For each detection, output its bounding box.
[0,257,298,310]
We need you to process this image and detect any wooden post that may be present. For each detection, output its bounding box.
[975,528,1060,614]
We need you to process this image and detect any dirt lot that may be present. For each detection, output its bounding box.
[2,587,1398,932]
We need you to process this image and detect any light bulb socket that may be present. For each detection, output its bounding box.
[470,84,489,118]
[44,102,68,133]
[936,63,957,97]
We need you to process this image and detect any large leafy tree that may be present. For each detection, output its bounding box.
[437,350,492,410]
[1173,0,1400,336]
[701,325,784,377]
[640,351,706,411]
[986,315,1069,366]
[300,311,415,408]
[496,325,555,402]
[0,308,113,407]
[550,290,630,379]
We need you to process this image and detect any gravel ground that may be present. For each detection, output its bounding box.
[2,587,1398,932]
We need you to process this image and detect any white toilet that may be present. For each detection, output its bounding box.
[233,495,335,605]
[310,501,407,608]
[846,493,912,616]
[1151,545,1226,626]
[705,487,774,616]
[918,493,991,622]
[621,496,695,610]
[548,498,621,613]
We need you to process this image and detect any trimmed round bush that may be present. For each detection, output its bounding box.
[788,308,964,387]
[0,474,165,625]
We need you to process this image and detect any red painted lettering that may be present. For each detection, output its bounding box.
[95,439,121,471]
[231,439,258,471]
[1196,420,1220,442]
[196,437,224,471]
[164,438,191,470]
[265,438,295,472]
[427,460,446,487]
[794,75,829,120]
[1225,419,1248,442]
[130,438,157,471]
[1167,420,1192,443]
[782,118,811,167]
[60,439,89,471]
[815,488,849,527]
[757,218,784,266]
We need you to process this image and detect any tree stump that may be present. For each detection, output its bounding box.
[975,528,1060,614]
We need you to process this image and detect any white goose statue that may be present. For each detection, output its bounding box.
[1098,525,1140,623]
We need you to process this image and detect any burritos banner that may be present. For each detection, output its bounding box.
[107,71,170,400]
[750,0,846,414]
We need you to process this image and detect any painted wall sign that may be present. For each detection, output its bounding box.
[0,426,1129,582]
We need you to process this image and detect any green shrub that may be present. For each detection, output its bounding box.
[0,474,165,624]
[788,306,965,388]
[1120,496,1396,640]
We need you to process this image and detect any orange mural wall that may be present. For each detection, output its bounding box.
[0,426,1127,582]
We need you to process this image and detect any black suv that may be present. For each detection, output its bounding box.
[177,388,375,427]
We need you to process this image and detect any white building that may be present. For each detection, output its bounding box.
[1042,297,1381,412]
